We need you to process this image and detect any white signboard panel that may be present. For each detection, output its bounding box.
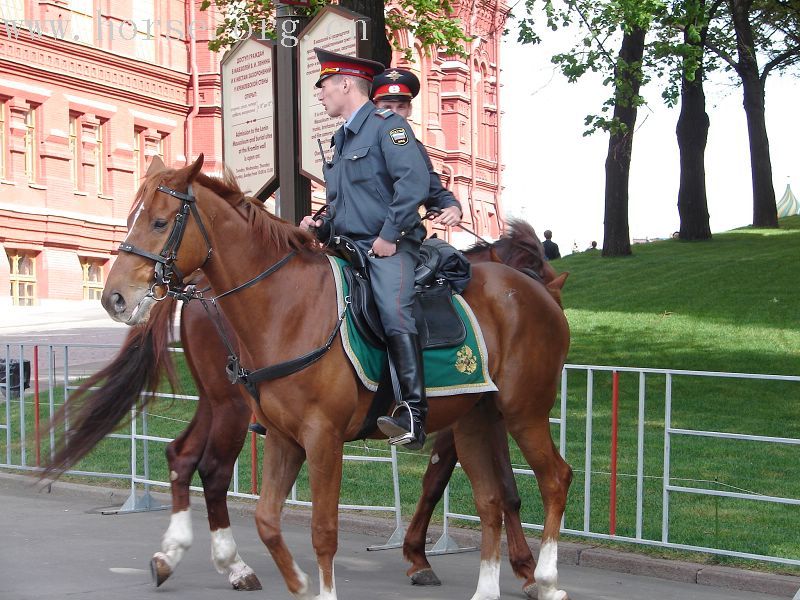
[221,38,276,198]
[298,7,366,184]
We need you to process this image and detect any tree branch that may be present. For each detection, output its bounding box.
[760,44,800,83]
[704,36,738,70]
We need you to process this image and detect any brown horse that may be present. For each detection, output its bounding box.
[142,216,566,594]
[155,218,566,594]
[46,156,572,600]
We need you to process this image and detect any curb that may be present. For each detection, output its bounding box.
[3,471,798,598]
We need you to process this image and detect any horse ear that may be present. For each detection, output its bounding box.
[547,272,569,291]
[187,154,204,182]
[146,156,166,177]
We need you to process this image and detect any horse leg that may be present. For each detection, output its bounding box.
[197,393,261,591]
[452,402,507,600]
[489,419,538,598]
[507,418,573,600]
[301,431,345,600]
[151,401,209,586]
[254,429,310,598]
[402,428,458,586]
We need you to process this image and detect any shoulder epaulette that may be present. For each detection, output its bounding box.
[375,108,395,119]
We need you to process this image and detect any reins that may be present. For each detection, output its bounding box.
[122,182,348,402]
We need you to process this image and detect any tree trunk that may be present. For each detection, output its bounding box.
[730,0,778,227]
[602,27,646,257]
[340,0,393,66]
[676,4,712,241]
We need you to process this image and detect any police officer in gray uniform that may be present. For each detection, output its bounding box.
[371,68,463,228]
[300,49,430,450]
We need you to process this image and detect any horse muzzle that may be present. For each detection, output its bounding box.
[102,287,155,325]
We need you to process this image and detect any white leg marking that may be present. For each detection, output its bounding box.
[317,562,337,600]
[290,561,312,600]
[533,540,567,600]
[469,558,501,600]
[209,527,256,585]
[153,509,193,570]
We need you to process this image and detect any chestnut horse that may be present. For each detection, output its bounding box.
[141,218,567,594]
[46,156,572,600]
[95,216,565,594]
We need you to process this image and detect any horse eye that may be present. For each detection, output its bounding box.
[153,219,169,231]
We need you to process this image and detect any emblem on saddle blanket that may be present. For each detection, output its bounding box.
[327,256,498,396]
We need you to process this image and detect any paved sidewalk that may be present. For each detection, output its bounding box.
[0,472,795,600]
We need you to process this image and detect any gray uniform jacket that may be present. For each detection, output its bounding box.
[418,140,461,215]
[322,102,429,246]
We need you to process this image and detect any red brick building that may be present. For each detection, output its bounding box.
[0,0,506,306]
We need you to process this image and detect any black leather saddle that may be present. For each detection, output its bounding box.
[334,236,467,350]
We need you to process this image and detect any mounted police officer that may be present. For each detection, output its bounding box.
[299,49,430,450]
[371,68,463,228]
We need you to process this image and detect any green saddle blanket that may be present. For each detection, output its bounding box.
[327,255,498,396]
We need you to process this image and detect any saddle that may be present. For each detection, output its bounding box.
[334,236,469,350]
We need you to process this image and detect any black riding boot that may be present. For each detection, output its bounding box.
[377,333,427,450]
[248,422,267,436]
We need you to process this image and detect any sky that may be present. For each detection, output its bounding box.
[499,23,800,254]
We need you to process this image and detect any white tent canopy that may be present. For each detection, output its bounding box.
[777,184,799,218]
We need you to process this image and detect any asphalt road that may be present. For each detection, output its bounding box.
[0,473,788,600]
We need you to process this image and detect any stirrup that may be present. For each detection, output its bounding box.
[380,402,421,448]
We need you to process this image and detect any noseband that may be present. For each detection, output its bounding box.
[119,184,213,300]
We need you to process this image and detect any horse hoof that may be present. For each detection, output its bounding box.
[523,581,537,599]
[410,568,441,586]
[150,555,172,587]
[526,585,569,600]
[232,572,263,591]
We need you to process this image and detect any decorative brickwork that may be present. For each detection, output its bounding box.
[0,0,506,303]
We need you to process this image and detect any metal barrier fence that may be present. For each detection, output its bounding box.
[436,364,800,566]
[0,342,405,549]
[2,343,799,565]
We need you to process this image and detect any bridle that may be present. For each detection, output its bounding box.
[117,180,347,400]
[118,184,213,300]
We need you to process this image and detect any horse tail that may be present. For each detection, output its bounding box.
[42,298,179,479]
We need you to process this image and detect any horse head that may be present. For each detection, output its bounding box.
[103,154,208,325]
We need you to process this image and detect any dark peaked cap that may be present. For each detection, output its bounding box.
[314,48,385,88]
[371,69,420,102]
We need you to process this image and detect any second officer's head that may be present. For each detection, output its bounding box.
[370,69,420,119]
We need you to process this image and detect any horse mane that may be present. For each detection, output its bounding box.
[133,167,319,256]
[196,171,319,254]
[463,218,547,275]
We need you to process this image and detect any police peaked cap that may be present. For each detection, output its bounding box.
[314,48,385,88]
[371,69,420,102]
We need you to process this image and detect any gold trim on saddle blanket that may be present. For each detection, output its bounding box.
[327,255,498,397]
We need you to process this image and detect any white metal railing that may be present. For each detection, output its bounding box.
[436,364,800,566]
[0,342,404,548]
[2,343,800,565]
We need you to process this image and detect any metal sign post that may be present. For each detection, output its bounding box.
[274,2,312,223]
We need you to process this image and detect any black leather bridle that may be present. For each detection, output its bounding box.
[119,184,213,300]
[118,181,347,401]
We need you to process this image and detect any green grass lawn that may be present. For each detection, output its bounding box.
[2,216,799,572]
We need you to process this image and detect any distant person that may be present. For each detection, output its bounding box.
[586,241,598,252]
[543,230,561,260]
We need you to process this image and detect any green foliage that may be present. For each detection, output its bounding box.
[201,0,470,57]
[385,0,472,60]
